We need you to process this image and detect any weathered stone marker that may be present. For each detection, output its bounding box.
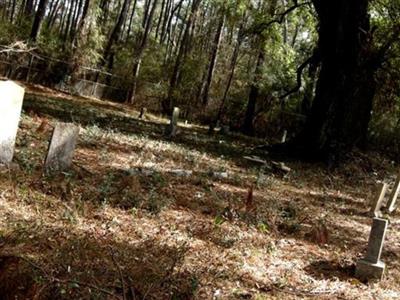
[356,217,389,281]
[44,122,79,173]
[0,81,25,165]
[281,130,288,143]
[139,107,147,119]
[386,174,400,213]
[371,183,388,218]
[166,107,180,137]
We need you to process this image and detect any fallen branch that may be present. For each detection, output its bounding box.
[0,41,36,55]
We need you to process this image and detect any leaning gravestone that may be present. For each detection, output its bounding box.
[370,183,388,218]
[356,217,388,281]
[166,107,180,137]
[0,81,25,165]
[44,122,79,173]
[386,174,400,213]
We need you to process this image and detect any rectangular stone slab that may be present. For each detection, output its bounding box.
[356,259,386,281]
[0,81,25,164]
[44,122,79,173]
[365,217,388,264]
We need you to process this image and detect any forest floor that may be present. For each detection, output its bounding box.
[0,84,400,300]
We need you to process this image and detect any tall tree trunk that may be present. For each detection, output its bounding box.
[70,0,84,41]
[142,0,151,28]
[30,0,48,41]
[63,0,74,40]
[97,0,130,81]
[292,0,377,160]
[46,0,60,29]
[162,0,202,114]
[155,0,166,40]
[209,18,245,133]
[70,0,92,80]
[200,12,224,106]
[242,50,265,136]
[126,0,138,41]
[128,0,159,104]
[25,0,34,15]
[161,0,182,45]
[9,0,16,22]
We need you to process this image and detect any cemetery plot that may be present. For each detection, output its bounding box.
[0,89,399,299]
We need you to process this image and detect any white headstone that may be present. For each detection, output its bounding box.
[281,130,288,143]
[0,81,25,164]
[166,107,180,137]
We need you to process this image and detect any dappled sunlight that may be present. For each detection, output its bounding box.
[0,100,399,299]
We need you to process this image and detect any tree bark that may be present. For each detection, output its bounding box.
[162,0,202,114]
[30,0,48,41]
[200,12,224,106]
[97,0,130,81]
[209,17,245,133]
[292,0,377,160]
[128,0,159,104]
[24,0,34,15]
[242,50,265,136]
[126,0,138,41]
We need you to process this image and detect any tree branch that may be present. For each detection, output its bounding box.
[374,25,400,67]
[279,49,320,100]
[250,1,312,35]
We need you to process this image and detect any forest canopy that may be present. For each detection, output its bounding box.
[0,0,399,159]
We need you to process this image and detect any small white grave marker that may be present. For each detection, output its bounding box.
[281,130,288,143]
[166,107,180,137]
[0,81,25,164]
[386,174,400,213]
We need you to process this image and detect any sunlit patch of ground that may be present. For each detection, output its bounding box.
[0,87,399,299]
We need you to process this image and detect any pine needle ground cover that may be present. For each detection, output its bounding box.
[0,86,399,299]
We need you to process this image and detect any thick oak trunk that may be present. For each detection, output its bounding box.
[293,0,376,160]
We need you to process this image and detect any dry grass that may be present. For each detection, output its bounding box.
[0,85,399,299]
